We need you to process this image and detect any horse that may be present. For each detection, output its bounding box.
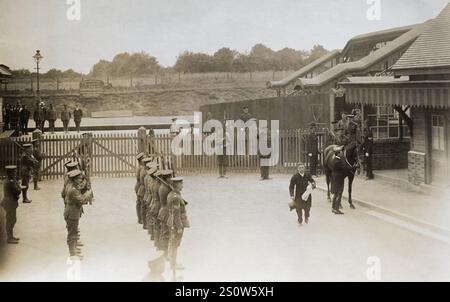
[323,141,359,210]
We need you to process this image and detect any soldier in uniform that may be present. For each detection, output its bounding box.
[1,166,23,244]
[289,163,316,225]
[330,147,355,215]
[306,123,319,177]
[156,169,174,255]
[134,153,145,224]
[20,144,38,204]
[150,169,163,245]
[362,128,374,180]
[138,158,153,226]
[217,130,231,179]
[141,160,154,230]
[31,138,44,190]
[145,162,158,236]
[64,170,93,259]
[166,177,190,272]
[345,115,359,145]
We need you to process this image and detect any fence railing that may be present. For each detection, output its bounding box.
[0,129,330,178]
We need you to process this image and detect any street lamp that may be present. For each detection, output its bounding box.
[33,50,43,98]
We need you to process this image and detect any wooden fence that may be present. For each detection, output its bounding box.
[0,129,329,178]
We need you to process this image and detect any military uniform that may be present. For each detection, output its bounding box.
[362,129,374,180]
[1,166,22,244]
[306,128,319,176]
[134,153,145,224]
[289,172,316,224]
[20,144,38,203]
[145,163,158,236]
[330,154,354,213]
[138,158,152,225]
[32,140,44,190]
[156,170,173,252]
[64,170,92,258]
[166,177,190,270]
[258,131,271,180]
[150,172,162,244]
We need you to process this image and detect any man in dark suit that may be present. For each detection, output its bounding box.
[362,128,374,180]
[306,123,319,177]
[19,105,30,135]
[289,163,316,225]
[73,105,83,133]
[1,166,23,244]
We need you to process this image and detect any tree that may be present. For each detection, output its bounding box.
[213,48,237,72]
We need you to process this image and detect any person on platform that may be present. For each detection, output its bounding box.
[32,139,44,190]
[258,128,271,181]
[61,105,71,133]
[73,105,83,133]
[63,170,93,260]
[134,153,145,224]
[20,144,38,204]
[46,104,57,134]
[1,166,24,244]
[240,106,252,123]
[330,147,355,215]
[145,162,159,238]
[156,169,174,256]
[289,163,316,226]
[217,130,231,179]
[306,123,320,177]
[33,103,45,133]
[9,105,19,133]
[166,177,190,273]
[19,105,31,135]
[362,128,374,180]
[138,158,153,226]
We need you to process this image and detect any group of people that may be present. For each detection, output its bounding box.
[134,153,190,278]
[2,100,84,135]
[0,139,44,244]
[2,103,31,135]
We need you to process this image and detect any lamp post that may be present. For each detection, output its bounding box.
[33,50,43,98]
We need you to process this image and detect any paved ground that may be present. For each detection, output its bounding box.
[1,173,450,282]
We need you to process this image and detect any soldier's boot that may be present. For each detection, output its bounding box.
[22,189,32,203]
[34,180,41,191]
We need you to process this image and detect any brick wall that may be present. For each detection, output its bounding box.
[373,140,410,170]
[408,151,427,185]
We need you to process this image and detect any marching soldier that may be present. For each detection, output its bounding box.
[142,160,154,230]
[167,177,190,274]
[306,123,319,177]
[31,138,44,190]
[64,170,92,260]
[134,153,145,224]
[156,169,174,255]
[1,166,24,244]
[138,158,153,226]
[289,163,316,225]
[20,144,38,204]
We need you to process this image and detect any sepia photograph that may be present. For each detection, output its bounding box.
[1,0,450,286]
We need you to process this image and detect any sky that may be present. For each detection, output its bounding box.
[0,0,449,73]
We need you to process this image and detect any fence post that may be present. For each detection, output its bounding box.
[137,127,147,153]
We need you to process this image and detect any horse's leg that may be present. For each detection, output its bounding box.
[348,174,356,209]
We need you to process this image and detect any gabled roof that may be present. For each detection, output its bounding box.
[267,50,341,89]
[341,24,420,57]
[296,21,431,89]
[0,64,12,77]
[393,3,450,73]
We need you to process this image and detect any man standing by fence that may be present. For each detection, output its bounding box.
[32,139,44,190]
[20,144,38,204]
[61,105,71,133]
[306,123,319,177]
[73,105,83,133]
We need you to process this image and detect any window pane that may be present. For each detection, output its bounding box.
[379,127,388,139]
[389,127,399,138]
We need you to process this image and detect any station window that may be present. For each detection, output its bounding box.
[432,115,445,151]
[367,106,410,140]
